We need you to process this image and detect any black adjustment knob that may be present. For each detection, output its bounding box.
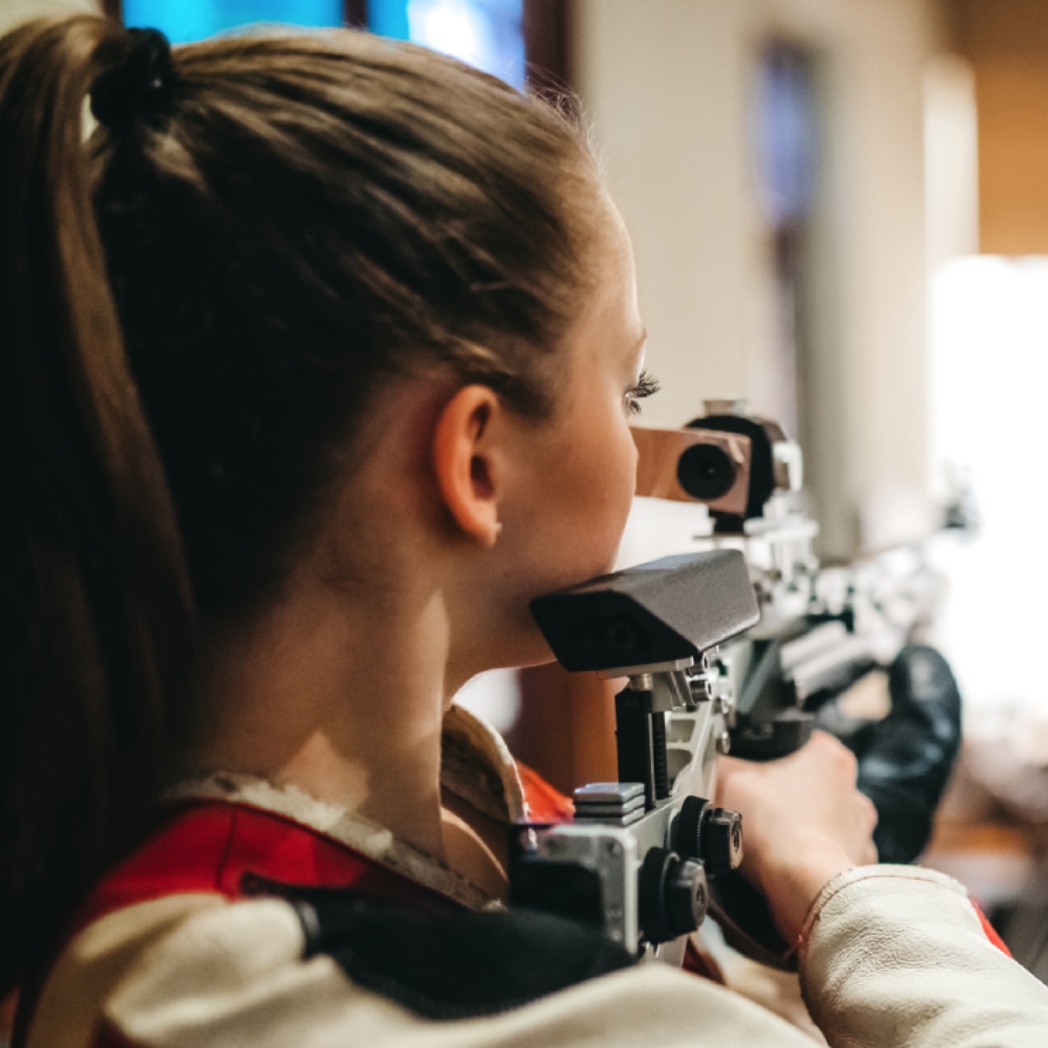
[675,795,711,860]
[639,847,709,944]
[666,857,708,935]
[702,806,743,875]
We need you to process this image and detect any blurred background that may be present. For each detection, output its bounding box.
[6,0,1048,974]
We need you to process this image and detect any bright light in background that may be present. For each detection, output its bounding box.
[409,0,478,64]
[372,0,525,89]
[931,256,1048,716]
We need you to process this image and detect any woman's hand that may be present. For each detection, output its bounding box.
[716,731,879,944]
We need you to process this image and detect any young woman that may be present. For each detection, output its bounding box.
[1,14,1045,1048]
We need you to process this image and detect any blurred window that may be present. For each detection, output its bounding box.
[931,256,1048,715]
[122,0,343,43]
[120,0,526,88]
[754,44,818,229]
[748,42,822,442]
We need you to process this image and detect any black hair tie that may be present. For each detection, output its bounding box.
[90,27,175,131]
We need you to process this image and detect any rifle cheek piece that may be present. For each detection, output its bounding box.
[530,550,760,674]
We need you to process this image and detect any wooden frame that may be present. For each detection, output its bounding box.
[523,0,572,88]
[343,0,368,29]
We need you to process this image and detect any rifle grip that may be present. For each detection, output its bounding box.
[707,873,797,971]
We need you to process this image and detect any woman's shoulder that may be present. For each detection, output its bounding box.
[22,787,460,1047]
[27,886,818,1048]
[77,785,452,934]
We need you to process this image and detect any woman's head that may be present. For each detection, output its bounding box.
[0,13,609,989]
[94,24,606,618]
[429,202,649,674]
[297,197,648,693]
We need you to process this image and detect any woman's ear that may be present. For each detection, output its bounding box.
[432,385,503,547]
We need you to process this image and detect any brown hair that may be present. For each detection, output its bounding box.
[0,14,600,992]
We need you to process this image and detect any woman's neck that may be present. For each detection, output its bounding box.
[193,574,456,863]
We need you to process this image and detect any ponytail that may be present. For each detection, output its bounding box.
[0,9,602,996]
[0,16,196,993]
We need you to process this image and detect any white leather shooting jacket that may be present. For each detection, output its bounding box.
[23,706,1048,1048]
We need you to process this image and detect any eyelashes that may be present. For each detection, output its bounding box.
[626,370,660,415]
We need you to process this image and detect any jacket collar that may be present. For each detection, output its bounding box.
[166,703,524,912]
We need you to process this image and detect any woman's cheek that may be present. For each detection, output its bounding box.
[610,429,639,553]
[585,423,637,573]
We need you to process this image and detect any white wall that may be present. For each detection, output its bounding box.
[574,0,942,558]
